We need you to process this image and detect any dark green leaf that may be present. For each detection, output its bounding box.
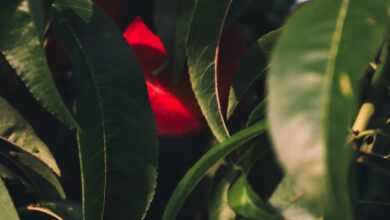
[0,139,65,200]
[0,0,78,130]
[52,0,93,22]
[0,177,20,220]
[27,0,47,41]
[163,121,267,220]
[246,99,266,127]
[227,29,280,119]
[52,5,158,220]
[267,0,385,219]
[157,0,196,80]
[12,151,66,199]
[0,97,60,176]
[186,0,232,142]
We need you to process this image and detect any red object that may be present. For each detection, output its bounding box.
[124,17,204,137]
[123,17,247,137]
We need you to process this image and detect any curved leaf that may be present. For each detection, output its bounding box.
[228,175,280,220]
[186,0,232,142]
[26,201,81,220]
[52,5,158,220]
[0,177,20,220]
[0,0,78,129]
[163,121,267,220]
[0,140,65,200]
[267,0,385,219]
[209,170,236,220]
[0,97,60,175]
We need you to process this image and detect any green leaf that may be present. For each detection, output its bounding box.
[209,170,237,220]
[267,0,385,219]
[52,6,158,220]
[27,0,47,41]
[0,0,78,130]
[26,201,81,220]
[163,121,267,220]
[186,0,232,142]
[52,0,93,22]
[0,139,65,200]
[227,29,280,120]
[0,96,60,176]
[12,151,66,199]
[0,177,20,220]
[158,0,196,80]
[228,175,281,220]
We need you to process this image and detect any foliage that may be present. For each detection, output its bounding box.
[0,0,389,220]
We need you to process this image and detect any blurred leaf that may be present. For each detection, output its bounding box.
[0,97,60,176]
[0,177,20,220]
[163,121,267,220]
[186,0,232,142]
[228,175,281,220]
[0,0,78,130]
[26,201,81,220]
[267,1,385,219]
[52,5,158,220]
[27,0,48,41]
[269,176,321,220]
[52,0,93,22]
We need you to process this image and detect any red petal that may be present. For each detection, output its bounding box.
[124,17,203,136]
[123,16,167,78]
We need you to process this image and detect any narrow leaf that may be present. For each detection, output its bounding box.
[268,1,385,219]
[163,121,267,220]
[0,177,20,220]
[0,139,65,200]
[0,96,60,176]
[52,5,158,220]
[26,202,81,220]
[0,0,78,129]
[186,0,232,142]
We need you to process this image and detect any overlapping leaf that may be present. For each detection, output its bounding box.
[0,0,77,129]
[52,4,158,220]
[186,0,232,142]
[163,121,266,220]
[0,96,60,175]
[267,1,385,219]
